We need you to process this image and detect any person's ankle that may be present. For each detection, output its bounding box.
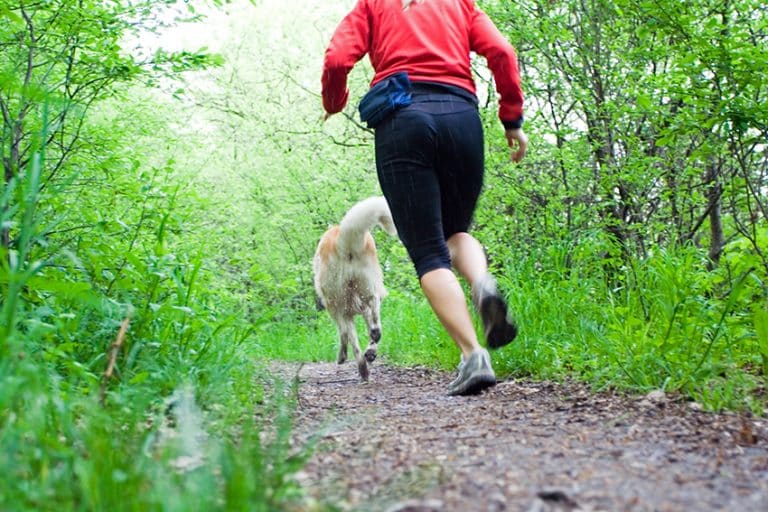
[471,273,496,307]
[461,345,481,360]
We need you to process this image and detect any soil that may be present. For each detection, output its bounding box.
[281,361,768,512]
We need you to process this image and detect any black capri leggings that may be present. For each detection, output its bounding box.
[375,85,484,279]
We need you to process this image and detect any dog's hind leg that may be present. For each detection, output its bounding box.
[338,317,368,381]
[362,296,382,364]
[334,316,350,364]
[336,338,348,365]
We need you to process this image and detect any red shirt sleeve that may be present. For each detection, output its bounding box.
[322,1,371,114]
[469,5,524,125]
[322,0,524,126]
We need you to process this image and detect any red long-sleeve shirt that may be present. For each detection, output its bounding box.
[322,0,524,126]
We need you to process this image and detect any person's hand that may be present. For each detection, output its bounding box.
[505,128,528,163]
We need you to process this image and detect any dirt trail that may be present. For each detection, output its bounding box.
[283,361,768,511]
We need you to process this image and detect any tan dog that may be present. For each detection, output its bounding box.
[313,196,397,381]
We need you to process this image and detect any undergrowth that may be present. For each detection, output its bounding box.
[266,233,767,415]
[0,110,316,511]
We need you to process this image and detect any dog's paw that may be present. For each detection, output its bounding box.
[364,348,377,363]
[357,360,369,381]
[337,350,347,365]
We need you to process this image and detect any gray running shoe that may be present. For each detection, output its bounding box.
[472,274,518,349]
[448,356,466,389]
[447,349,496,396]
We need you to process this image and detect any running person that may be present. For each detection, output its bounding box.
[321,0,528,395]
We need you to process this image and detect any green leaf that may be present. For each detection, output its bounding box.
[755,308,768,357]
[128,371,149,385]
[0,6,23,24]
[26,277,96,303]
[636,94,651,110]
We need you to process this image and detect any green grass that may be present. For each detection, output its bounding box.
[0,128,321,511]
[377,292,461,369]
[259,241,766,415]
[0,354,315,512]
[493,244,765,413]
[252,291,461,370]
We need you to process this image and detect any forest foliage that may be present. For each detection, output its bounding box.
[0,0,766,509]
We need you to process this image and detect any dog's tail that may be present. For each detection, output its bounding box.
[337,196,397,255]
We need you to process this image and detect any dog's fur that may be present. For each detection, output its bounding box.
[313,196,397,381]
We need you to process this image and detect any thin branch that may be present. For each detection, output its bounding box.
[43,223,94,237]
[0,94,10,127]
[99,316,131,406]
[20,5,35,89]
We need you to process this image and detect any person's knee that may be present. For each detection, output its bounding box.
[446,231,478,257]
[414,253,451,279]
[447,231,473,248]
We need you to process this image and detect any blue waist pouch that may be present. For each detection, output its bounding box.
[358,72,412,129]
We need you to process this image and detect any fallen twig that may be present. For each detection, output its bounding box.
[99,317,131,406]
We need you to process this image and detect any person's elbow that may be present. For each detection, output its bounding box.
[321,70,349,114]
[323,43,354,76]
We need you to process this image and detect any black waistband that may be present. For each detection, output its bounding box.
[410,81,479,106]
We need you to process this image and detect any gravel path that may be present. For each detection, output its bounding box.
[283,361,768,511]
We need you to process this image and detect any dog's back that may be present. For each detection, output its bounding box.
[314,226,382,315]
[313,196,396,313]
[313,196,397,380]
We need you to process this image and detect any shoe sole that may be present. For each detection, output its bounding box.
[481,295,518,349]
[448,373,497,396]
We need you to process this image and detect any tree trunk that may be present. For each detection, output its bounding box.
[2,146,13,250]
[705,162,724,269]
